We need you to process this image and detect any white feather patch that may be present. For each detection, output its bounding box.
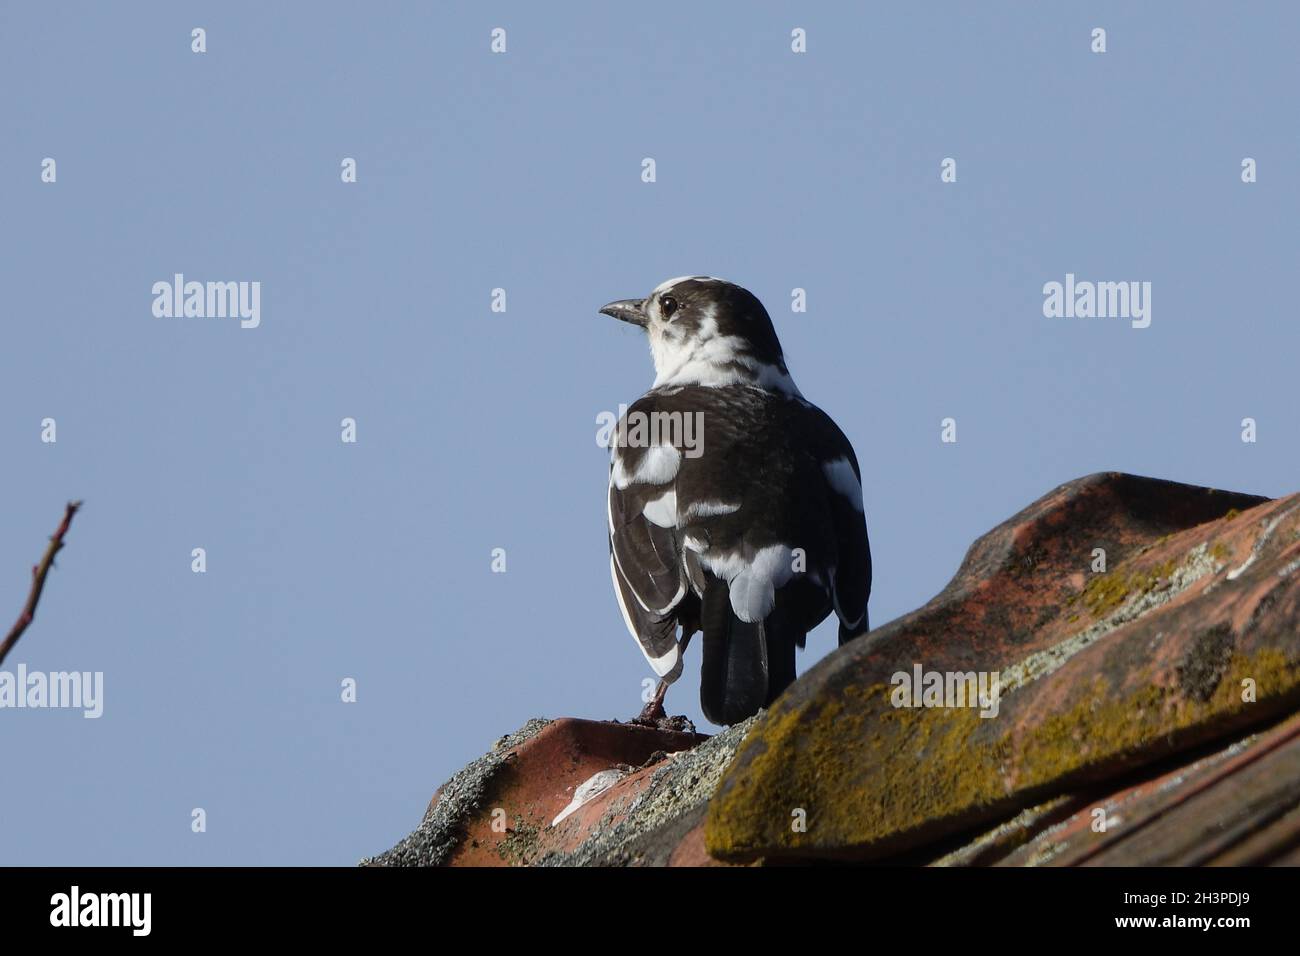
[611,444,682,490]
[642,490,678,528]
[700,544,796,623]
[652,275,722,296]
[651,306,793,393]
[646,641,680,677]
[685,499,741,518]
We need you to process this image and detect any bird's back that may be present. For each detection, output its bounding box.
[608,383,871,723]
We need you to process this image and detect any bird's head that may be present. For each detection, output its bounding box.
[600,277,799,394]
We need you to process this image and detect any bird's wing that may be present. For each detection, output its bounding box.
[607,405,689,680]
[606,388,871,678]
[803,405,872,642]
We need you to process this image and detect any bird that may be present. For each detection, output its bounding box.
[600,276,872,726]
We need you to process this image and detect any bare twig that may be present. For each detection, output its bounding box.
[0,500,82,668]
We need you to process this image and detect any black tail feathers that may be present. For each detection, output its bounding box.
[699,577,800,725]
[838,606,869,646]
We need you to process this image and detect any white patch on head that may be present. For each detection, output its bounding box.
[652,275,724,297]
[647,312,693,379]
[685,499,741,519]
[699,544,796,623]
[822,457,864,512]
[611,443,682,489]
[642,489,677,528]
[650,304,801,396]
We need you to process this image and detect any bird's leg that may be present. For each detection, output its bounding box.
[630,631,694,726]
[633,680,670,725]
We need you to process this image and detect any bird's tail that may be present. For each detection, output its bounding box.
[699,576,799,726]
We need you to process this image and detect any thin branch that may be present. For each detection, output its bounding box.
[0,500,82,668]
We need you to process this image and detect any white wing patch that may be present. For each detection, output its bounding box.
[685,499,741,519]
[642,490,677,528]
[611,444,682,490]
[822,457,864,512]
[645,641,680,678]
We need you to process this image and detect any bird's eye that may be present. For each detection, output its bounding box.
[660,295,679,318]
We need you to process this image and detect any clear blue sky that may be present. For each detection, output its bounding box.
[1,2,1296,864]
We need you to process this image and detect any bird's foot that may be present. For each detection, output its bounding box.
[627,678,695,734]
[630,697,667,727]
[630,677,670,727]
[629,708,696,736]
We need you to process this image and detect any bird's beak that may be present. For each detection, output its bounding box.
[599,298,648,328]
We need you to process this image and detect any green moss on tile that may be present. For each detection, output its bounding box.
[1080,558,1176,618]
[707,647,1300,861]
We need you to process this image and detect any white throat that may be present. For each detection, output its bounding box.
[648,307,801,396]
